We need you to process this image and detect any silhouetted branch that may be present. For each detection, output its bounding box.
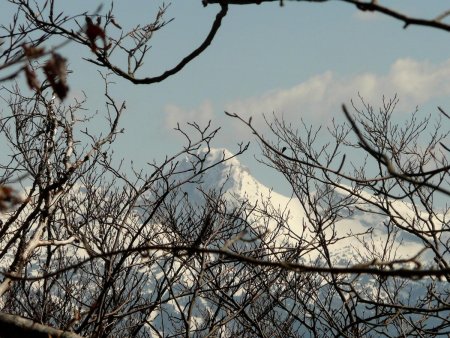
[0,312,83,338]
[204,0,450,32]
[86,3,229,84]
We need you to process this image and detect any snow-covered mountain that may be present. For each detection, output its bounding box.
[175,147,434,265]
[2,147,448,337]
[139,147,450,336]
[174,148,274,202]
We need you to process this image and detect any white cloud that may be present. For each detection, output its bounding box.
[162,58,450,141]
[389,58,450,103]
[164,100,214,128]
[225,58,450,126]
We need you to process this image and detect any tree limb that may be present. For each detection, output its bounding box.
[0,312,84,338]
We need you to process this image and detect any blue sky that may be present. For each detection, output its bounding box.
[2,1,450,194]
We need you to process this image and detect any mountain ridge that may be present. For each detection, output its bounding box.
[177,147,438,266]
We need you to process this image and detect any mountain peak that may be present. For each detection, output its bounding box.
[195,147,241,168]
[182,148,249,193]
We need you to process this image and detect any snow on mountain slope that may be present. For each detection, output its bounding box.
[175,148,278,203]
[2,147,447,336]
[155,147,449,336]
[177,148,442,266]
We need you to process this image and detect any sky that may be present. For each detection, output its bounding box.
[2,1,450,195]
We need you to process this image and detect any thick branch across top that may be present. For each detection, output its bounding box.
[93,3,228,84]
[203,0,450,32]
